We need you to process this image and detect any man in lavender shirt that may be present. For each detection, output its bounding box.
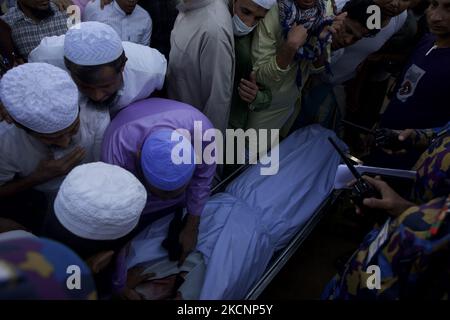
[101,98,216,265]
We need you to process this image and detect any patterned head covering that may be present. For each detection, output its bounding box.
[278,0,334,86]
[0,237,97,300]
[413,132,450,203]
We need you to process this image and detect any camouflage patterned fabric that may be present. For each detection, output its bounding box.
[413,131,450,203]
[0,237,97,300]
[323,195,450,300]
[323,125,450,300]
[408,122,450,150]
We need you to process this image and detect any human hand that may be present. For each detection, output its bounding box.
[239,71,259,104]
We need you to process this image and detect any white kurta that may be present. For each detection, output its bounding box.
[167,0,235,133]
[83,0,152,46]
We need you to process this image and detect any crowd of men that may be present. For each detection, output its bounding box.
[0,0,449,300]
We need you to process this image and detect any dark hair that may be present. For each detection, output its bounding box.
[342,0,381,36]
[42,208,136,259]
[64,51,127,85]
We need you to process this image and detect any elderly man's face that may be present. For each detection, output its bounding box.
[18,0,50,11]
[427,0,450,36]
[234,0,268,28]
[332,18,369,50]
[374,0,411,18]
[116,0,138,15]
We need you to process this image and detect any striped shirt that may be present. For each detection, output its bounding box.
[1,2,68,59]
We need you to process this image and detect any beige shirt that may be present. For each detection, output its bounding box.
[167,0,235,133]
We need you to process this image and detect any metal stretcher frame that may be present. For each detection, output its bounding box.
[211,164,344,301]
[245,189,343,300]
[245,174,418,300]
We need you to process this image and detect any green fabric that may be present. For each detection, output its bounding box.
[229,34,272,129]
[248,4,333,131]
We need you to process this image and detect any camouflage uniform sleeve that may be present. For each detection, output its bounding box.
[323,196,450,300]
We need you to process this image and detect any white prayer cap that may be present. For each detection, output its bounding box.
[0,63,79,134]
[54,162,147,241]
[28,35,67,71]
[64,22,124,66]
[252,0,277,9]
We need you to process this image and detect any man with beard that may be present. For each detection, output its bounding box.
[28,21,167,119]
[0,0,69,59]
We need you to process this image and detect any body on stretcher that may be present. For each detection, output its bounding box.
[122,125,348,300]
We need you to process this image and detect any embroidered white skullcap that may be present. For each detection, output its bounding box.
[0,63,79,134]
[252,0,277,9]
[28,35,67,71]
[64,22,124,66]
[54,162,147,241]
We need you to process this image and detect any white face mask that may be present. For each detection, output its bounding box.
[232,14,255,37]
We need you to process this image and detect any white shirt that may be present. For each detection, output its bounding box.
[0,104,110,194]
[112,41,167,115]
[83,0,152,46]
[28,36,167,116]
[329,0,407,84]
